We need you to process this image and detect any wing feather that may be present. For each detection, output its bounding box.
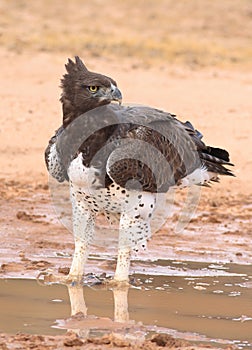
[45,104,234,191]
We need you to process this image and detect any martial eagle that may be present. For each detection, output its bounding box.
[45,57,234,284]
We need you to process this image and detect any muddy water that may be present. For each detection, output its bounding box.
[0,261,251,349]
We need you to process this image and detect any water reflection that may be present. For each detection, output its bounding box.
[0,261,251,349]
[52,268,252,349]
[62,283,145,346]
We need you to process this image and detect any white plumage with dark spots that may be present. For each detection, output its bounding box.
[45,56,234,284]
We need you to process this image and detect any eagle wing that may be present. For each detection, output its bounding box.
[106,105,201,192]
[45,104,233,192]
[45,126,68,182]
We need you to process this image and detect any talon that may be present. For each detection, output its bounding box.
[36,270,57,286]
[36,270,84,286]
[105,279,130,289]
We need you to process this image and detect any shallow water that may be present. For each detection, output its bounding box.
[0,261,251,349]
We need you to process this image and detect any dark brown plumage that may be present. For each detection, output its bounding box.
[44,57,234,284]
[60,56,121,127]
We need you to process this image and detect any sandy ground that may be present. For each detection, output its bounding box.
[0,1,251,349]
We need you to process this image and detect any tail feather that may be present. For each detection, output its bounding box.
[184,120,235,178]
[201,152,234,166]
[200,146,234,177]
[203,159,235,177]
[203,146,232,164]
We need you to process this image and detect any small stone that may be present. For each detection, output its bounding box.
[64,332,84,347]
[58,266,70,275]
[235,252,243,256]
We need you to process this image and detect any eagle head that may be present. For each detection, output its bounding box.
[60,56,122,127]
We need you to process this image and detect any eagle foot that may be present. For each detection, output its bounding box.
[102,276,141,288]
[36,270,84,286]
[105,279,130,288]
[36,270,140,288]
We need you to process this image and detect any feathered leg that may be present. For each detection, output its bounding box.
[37,185,95,284]
[67,185,95,283]
[114,239,131,282]
[113,192,155,283]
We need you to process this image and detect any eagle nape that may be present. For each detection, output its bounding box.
[44,56,234,286]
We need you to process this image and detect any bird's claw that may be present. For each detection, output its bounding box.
[36,270,84,286]
[36,270,139,288]
[105,278,130,288]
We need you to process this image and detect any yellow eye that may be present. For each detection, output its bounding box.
[88,86,98,93]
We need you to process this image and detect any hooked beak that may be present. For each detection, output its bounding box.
[97,84,123,105]
[110,85,122,105]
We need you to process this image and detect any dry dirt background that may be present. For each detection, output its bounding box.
[0,0,251,349]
